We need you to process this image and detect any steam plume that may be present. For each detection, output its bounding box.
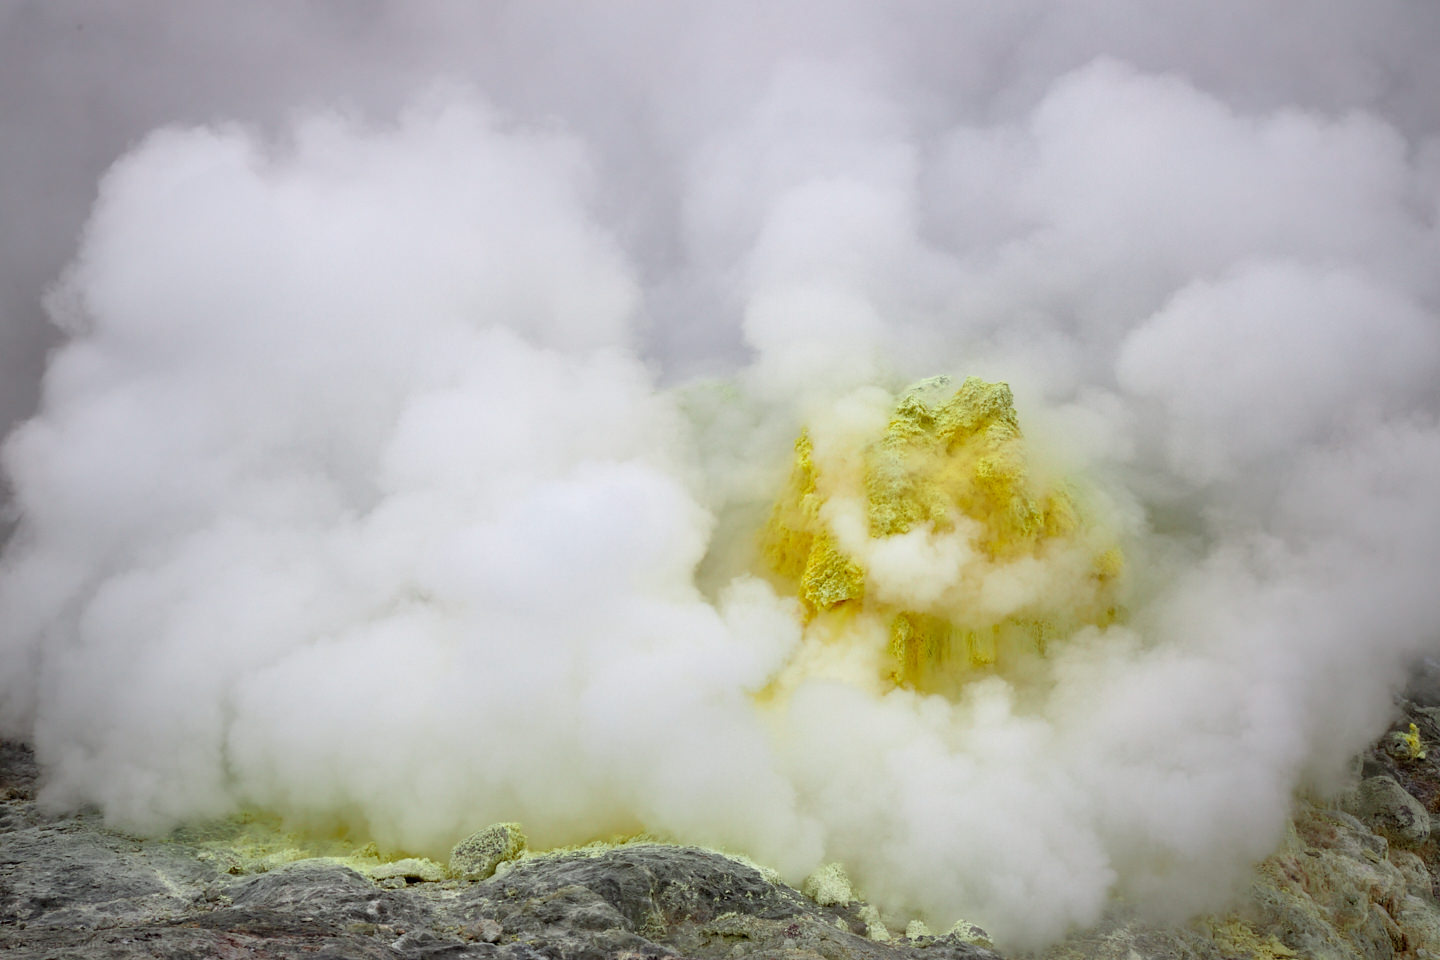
[3,2,1440,949]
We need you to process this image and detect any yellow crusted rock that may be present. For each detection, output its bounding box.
[1402,722,1427,760]
[763,376,1123,691]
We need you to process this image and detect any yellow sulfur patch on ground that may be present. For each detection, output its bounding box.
[1205,918,1299,959]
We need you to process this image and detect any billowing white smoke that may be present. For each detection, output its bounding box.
[0,102,818,874]
[3,46,1440,953]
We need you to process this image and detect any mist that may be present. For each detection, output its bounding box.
[3,1,1440,949]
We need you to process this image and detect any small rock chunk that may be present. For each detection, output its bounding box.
[463,917,504,943]
[368,857,447,883]
[1354,775,1430,847]
[801,862,855,906]
[451,822,528,881]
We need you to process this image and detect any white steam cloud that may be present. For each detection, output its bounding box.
[3,3,1440,950]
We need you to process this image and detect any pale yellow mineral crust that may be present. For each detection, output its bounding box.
[764,432,866,611]
[762,376,1123,691]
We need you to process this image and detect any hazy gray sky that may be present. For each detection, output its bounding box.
[5,1,1439,446]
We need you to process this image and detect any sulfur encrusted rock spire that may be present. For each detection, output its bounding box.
[763,376,1124,692]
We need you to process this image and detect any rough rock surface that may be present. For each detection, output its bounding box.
[452,822,528,881]
[0,744,997,959]
[8,699,1440,959]
[1350,775,1432,847]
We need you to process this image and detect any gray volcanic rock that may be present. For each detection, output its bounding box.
[0,746,224,937]
[1351,775,1431,847]
[0,741,998,960]
[462,843,999,959]
[10,701,1440,960]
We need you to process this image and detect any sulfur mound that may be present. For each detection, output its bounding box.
[763,376,1124,692]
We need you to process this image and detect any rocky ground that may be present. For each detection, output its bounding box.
[7,692,1440,960]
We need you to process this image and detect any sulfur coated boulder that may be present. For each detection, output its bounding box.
[449,822,527,881]
[762,376,1123,692]
[802,861,856,906]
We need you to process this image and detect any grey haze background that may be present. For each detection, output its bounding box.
[4,0,1440,477]
[4,1,1440,950]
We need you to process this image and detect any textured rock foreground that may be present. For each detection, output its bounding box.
[0,738,993,960]
[7,694,1440,959]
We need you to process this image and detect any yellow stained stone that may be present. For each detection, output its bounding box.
[1402,722,1426,760]
[762,376,1123,691]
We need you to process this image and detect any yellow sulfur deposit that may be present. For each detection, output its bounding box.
[764,433,867,608]
[1205,919,1299,960]
[1402,723,1426,760]
[762,376,1123,691]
